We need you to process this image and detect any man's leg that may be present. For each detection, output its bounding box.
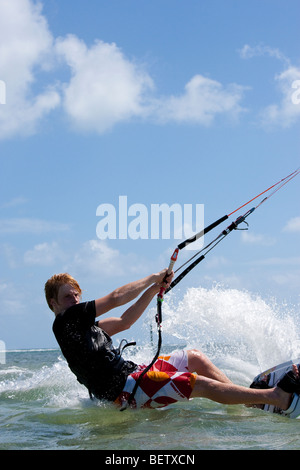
[187,349,232,384]
[190,373,291,410]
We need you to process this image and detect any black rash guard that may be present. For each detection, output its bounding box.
[52,301,137,401]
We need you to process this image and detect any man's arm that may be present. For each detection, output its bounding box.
[96,270,174,336]
[94,270,170,317]
[97,283,158,336]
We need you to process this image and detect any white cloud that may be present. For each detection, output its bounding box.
[283,216,300,233]
[0,197,28,209]
[270,270,300,288]
[24,242,64,266]
[70,239,144,278]
[153,75,247,125]
[249,256,300,267]
[239,43,300,128]
[55,37,247,130]
[0,281,26,316]
[0,243,18,269]
[0,0,60,139]
[0,218,69,234]
[238,44,289,64]
[55,35,154,133]
[241,231,275,246]
[260,66,300,128]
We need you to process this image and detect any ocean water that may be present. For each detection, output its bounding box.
[1,286,299,451]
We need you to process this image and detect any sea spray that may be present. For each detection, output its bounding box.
[0,353,87,407]
[145,285,300,383]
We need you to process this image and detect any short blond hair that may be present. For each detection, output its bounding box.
[44,273,82,311]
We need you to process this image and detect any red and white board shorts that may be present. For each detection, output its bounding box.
[115,350,196,409]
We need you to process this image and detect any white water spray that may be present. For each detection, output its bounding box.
[146,285,300,385]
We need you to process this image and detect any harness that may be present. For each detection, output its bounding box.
[65,321,137,401]
[86,337,137,400]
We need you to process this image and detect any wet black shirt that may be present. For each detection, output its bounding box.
[52,301,137,401]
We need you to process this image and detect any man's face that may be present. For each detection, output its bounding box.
[51,283,81,314]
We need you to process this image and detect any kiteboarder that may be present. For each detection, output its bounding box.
[45,271,300,416]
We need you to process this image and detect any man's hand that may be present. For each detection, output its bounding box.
[153,269,174,290]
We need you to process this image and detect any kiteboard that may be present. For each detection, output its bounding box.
[250,358,300,419]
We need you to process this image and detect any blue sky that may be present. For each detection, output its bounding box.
[0,0,299,349]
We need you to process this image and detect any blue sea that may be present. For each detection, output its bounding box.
[1,286,299,452]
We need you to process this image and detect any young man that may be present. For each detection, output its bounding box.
[45,271,299,415]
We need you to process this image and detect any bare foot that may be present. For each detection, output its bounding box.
[275,364,300,410]
[247,364,299,411]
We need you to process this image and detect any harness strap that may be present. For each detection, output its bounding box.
[89,339,136,401]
